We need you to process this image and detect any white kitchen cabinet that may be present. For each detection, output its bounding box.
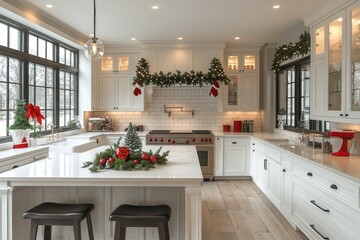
[307,2,360,122]
[100,54,139,73]
[268,157,282,208]
[281,153,294,222]
[223,49,259,111]
[224,73,259,111]
[250,140,258,182]
[223,138,249,176]
[256,151,268,192]
[214,137,224,176]
[98,74,144,111]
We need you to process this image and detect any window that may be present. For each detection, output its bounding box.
[0,55,22,136]
[59,70,77,127]
[277,57,311,130]
[0,16,79,141]
[29,34,55,61]
[28,63,55,130]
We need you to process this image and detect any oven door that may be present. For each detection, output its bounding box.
[196,145,214,179]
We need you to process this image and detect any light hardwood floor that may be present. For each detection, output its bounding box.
[202,180,308,240]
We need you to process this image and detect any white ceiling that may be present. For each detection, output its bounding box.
[12,0,326,45]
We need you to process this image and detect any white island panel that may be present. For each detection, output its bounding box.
[0,145,202,240]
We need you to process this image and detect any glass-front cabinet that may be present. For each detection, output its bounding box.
[100,55,131,73]
[308,3,360,121]
[225,53,257,72]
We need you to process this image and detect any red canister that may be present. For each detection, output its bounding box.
[234,120,242,132]
[223,124,231,132]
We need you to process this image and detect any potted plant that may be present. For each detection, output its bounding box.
[277,108,287,130]
[8,99,32,148]
[26,103,45,146]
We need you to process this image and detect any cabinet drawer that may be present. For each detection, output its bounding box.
[251,140,266,153]
[281,153,293,170]
[266,145,281,164]
[294,177,360,240]
[293,160,360,208]
[224,138,247,146]
[0,157,34,173]
[293,193,337,240]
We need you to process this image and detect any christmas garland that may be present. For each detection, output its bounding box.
[271,31,310,73]
[132,57,230,97]
[83,123,169,172]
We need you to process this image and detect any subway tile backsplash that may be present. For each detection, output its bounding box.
[85,87,262,132]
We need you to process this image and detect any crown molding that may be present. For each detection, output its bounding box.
[0,0,88,47]
[302,0,357,27]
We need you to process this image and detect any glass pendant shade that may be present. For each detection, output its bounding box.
[84,38,104,60]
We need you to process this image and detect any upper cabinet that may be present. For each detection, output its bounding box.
[307,1,360,122]
[223,46,260,111]
[93,53,144,111]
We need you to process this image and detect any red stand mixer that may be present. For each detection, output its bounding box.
[328,131,355,156]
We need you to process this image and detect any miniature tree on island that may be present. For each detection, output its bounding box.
[124,122,142,153]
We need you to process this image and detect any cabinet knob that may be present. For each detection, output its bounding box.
[307,172,313,177]
[282,169,286,172]
[232,142,237,144]
[13,165,19,169]
[330,184,338,190]
[340,114,344,117]
[252,143,255,146]
[345,114,349,117]
[264,159,267,170]
[252,149,255,152]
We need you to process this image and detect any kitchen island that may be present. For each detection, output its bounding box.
[0,145,203,240]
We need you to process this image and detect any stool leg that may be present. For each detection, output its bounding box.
[29,220,38,240]
[114,221,126,240]
[86,215,95,240]
[73,220,82,240]
[158,221,170,240]
[44,225,52,240]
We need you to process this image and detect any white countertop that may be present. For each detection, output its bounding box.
[0,145,203,187]
[0,145,49,161]
[66,131,148,139]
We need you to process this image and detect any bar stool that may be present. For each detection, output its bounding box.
[109,204,171,240]
[23,202,95,240]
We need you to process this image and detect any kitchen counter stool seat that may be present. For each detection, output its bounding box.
[23,202,95,240]
[109,204,171,240]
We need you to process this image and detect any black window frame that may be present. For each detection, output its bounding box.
[0,15,79,143]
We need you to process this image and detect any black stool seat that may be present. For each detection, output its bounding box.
[23,202,95,240]
[109,204,171,240]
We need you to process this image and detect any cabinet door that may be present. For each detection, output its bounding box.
[310,58,326,118]
[282,167,293,219]
[99,74,117,111]
[117,75,132,110]
[250,141,258,182]
[214,137,224,176]
[257,151,268,192]
[268,158,282,208]
[240,73,258,110]
[224,138,248,176]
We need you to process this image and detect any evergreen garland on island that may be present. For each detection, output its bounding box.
[133,57,230,87]
[83,123,169,172]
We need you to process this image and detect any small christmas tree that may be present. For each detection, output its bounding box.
[9,99,32,130]
[207,58,230,85]
[124,122,142,153]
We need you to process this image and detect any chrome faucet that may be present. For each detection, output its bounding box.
[47,122,56,141]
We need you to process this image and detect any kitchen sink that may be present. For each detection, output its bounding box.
[264,138,290,144]
[47,139,97,153]
[278,143,303,153]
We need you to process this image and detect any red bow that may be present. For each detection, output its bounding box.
[26,103,45,125]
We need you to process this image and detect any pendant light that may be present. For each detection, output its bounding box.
[84,0,104,60]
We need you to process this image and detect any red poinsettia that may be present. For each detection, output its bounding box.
[26,103,45,124]
[116,147,130,160]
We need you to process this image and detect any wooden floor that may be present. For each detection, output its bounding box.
[202,180,308,240]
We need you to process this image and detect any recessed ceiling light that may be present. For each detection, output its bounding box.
[178,37,183,40]
[152,5,159,10]
[235,37,240,40]
[337,17,343,22]
[89,33,94,37]
[131,38,136,41]
[46,4,53,8]
[273,5,280,9]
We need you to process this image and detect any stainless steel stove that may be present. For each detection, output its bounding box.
[146,130,214,179]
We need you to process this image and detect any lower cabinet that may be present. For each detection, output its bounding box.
[256,151,268,192]
[214,137,224,176]
[223,138,249,176]
[268,157,282,208]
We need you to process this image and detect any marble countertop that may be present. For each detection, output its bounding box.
[0,145,203,187]
[214,131,360,183]
[66,131,148,139]
[0,145,49,161]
